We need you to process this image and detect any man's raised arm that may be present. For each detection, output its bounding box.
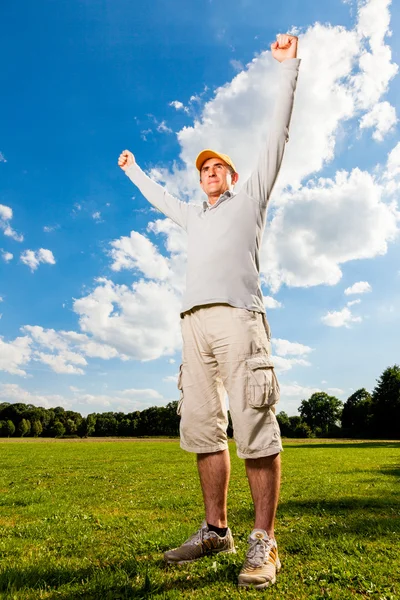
[242,35,301,206]
[118,150,189,230]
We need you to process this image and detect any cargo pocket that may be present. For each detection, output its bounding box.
[246,354,280,408]
[176,363,184,416]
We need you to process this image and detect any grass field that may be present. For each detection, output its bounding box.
[0,438,399,599]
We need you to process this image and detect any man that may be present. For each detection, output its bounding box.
[118,33,300,590]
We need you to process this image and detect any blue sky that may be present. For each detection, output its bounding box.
[0,0,399,416]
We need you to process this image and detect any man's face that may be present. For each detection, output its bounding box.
[199,158,238,198]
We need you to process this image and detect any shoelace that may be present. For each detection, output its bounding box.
[187,525,207,546]
[247,537,272,567]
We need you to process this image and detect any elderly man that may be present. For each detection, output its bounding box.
[118,33,300,590]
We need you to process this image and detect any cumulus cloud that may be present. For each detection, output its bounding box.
[0,336,32,376]
[321,306,362,327]
[273,356,311,372]
[1,250,13,262]
[264,296,282,309]
[0,383,70,410]
[347,298,361,306]
[169,100,189,113]
[73,278,182,361]
[0,204,23,242]
[109,231,171,279]
[262,168,398,291]
[271,338,313,372]
[0,383,168,414]
[359,101,397,141]
[20,325,123,375]
[344,281,372,295]
[20,248,56,271]
[272,338,313,357]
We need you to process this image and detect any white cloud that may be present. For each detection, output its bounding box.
[157,121,173,134]
[109,231,171,280]
[347,298,361,306]
[92,211,102,221]
[73,278,182,361]
[264,296,283,309]
[21,325,123,375]
[230,59,244,72]
[43,225,60,233]
[0,336,32,376]
[384,142,400,195]
[35,351,87,375]
[0,152,7,163]
[262,168,398,292]
[0,383,169,414]
[1,250,13,262]
[326,387,345,396]
[20,248,56,272]
[0,204,23,242]
[344,281,372,295]
[321,306,362,327]
[272,338,313,357]
[169,100,189,113]
[359,101,397,141]
[273,356,311,372]
[163,374,178,383]
[0,384,70,410]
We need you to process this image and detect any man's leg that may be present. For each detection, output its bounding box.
[164,448,235,563]
[197,449,230,527]
[245,453,280,537]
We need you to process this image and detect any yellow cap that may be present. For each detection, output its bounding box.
[195,149,236,173]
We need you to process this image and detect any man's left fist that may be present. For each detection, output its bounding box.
[271,34,298,62]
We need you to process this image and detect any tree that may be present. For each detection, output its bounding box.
[78,414,96,438]
[6,420,15,437]
[95,414,118,437]
[300,392,343,436]
[52,421,65,438]
[31,420,43,437]
[17,418,31,437]
[371,365,400,439]
[341,388,372,435]
[276,412,291,437]
[0,420,16,437]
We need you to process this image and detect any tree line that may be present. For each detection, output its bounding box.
[0,365,399,440]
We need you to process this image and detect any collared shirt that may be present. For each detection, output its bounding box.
[125,58,301,317]
[203,190,235,212]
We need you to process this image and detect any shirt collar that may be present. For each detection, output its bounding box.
[203,189,235,211]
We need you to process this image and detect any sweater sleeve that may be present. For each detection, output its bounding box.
[242,58,301,206]
[125,163,189,230]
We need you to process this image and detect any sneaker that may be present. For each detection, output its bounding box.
[238,529,281,590]
[164,521,236,564]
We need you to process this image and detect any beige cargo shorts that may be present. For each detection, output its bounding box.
[177,304,282,459]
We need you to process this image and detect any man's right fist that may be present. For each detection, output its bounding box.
[118,150,135,171]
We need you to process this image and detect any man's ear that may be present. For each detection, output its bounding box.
[232,172,239,185]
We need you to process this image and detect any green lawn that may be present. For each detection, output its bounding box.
[0,438,399,599]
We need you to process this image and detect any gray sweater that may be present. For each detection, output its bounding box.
[125,57,301,316]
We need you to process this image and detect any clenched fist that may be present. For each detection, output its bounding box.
[271,34,298,62]
[118,150,135,171]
